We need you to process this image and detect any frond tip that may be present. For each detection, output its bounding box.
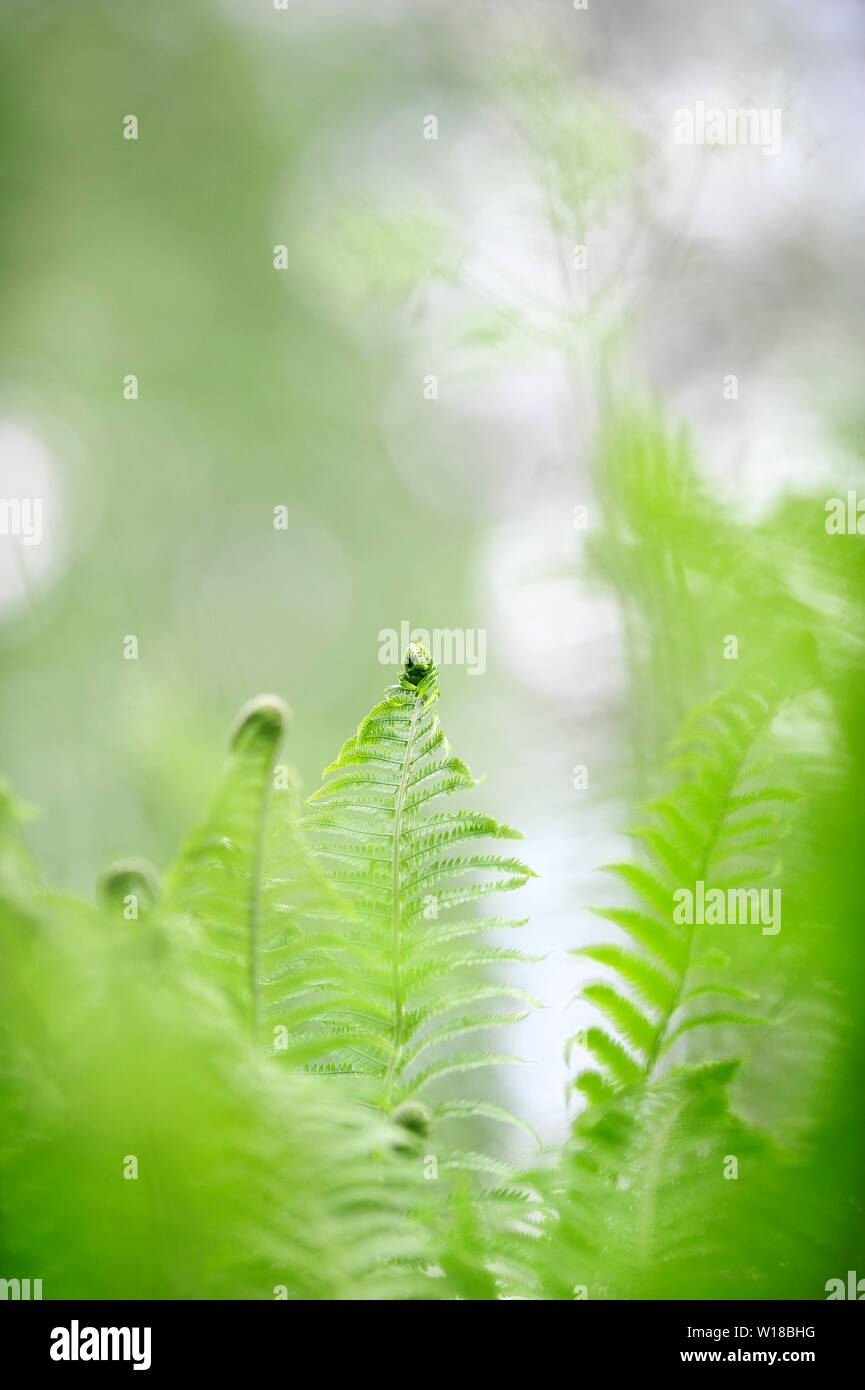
[391,1100,433,1137]
[402,642,434,687]
[230,693,291,748]
[97,858,161,915]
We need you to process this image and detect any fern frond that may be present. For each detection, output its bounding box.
[572,673,800,1099]
[161,695,343,1041]
[303,643,536,1128]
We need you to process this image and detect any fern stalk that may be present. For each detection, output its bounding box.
[384,685,424,1098]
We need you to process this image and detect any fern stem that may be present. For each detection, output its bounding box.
[383,691,423,1102]
[647,717,761,1079]
[238,698,288,1044]
[248,774,273,1044]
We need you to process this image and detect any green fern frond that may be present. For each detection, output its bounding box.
[303,644,536,1126]
[572,673,801,1099]
[161,695,344,1041]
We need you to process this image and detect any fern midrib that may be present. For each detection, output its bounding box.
[248,769,272,1045]
[383,692,424,1102]
[647,720,762,1079]
[636,1098,679,1266]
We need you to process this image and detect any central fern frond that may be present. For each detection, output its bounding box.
[304,643,539,1140]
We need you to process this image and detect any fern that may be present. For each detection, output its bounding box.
[161,694,343,1044]
[108,650,543,1295]
[521,666,813,1299]
[297,643,539,1141]
[568,672,799,1105]
[528,1058,779,1300]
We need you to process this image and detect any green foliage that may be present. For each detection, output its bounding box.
[0,801,435,1299]
[0,649,543,1300]
[1,608,863,1300]
[2,0,863,1309]
[0,594,862,1301]
[525,397,865,1303]
[527,665,805,1298]
[522,639,865,1299]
